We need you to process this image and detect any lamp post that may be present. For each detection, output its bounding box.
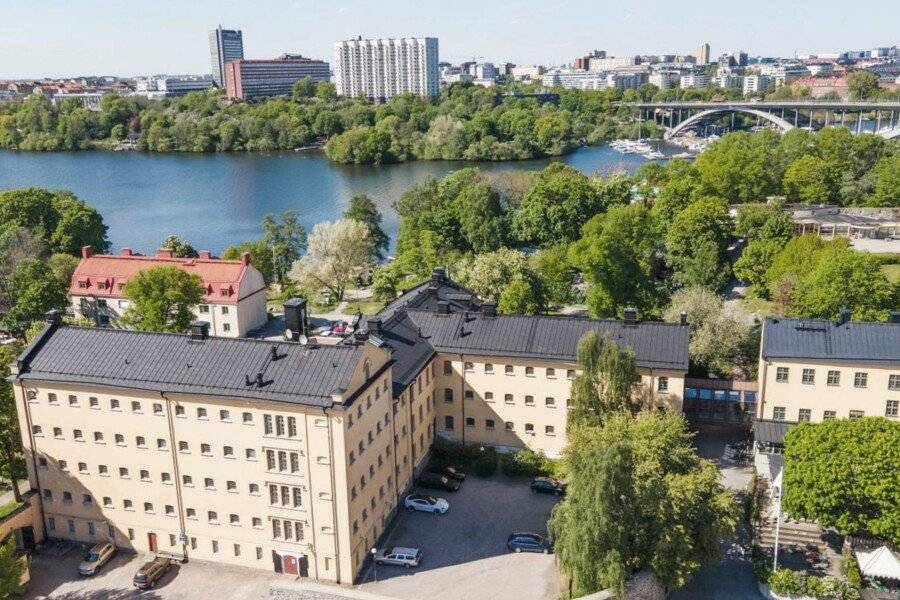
[371,547,378,583]
[772,482,782,571]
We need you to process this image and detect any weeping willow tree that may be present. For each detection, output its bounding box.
[568,331,641,429]
[550,412,738,597]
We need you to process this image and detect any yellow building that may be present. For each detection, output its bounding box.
[9,269,689,583]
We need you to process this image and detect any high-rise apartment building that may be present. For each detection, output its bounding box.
[333,37,439,100]
[224,55,331,100]
[209,26,244,86]
[698,43,711,65]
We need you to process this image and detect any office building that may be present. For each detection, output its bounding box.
[224,56,331,100]
[698,43,711,65]
[588,55,639,71]
[209,26,244,87]
[70,246,267,338]
[542,69,608,90]
[333,37,439,100]
[11,270,687,582]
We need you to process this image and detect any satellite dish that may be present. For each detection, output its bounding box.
[298,334,309,346]
[284,328,293,340]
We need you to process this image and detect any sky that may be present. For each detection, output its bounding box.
[1,0,897,79]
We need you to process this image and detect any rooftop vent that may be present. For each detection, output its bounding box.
[623,307,637,326]
[482,301,497,317]
[838,307,851,326]
[431,267,446,283]
[437,301,450,314]
[188,320,210,341]
[367,318,382,334]
[45,310,63,325]
[679,310,688,326]
[284,298,308,341]
[889,311,900,324]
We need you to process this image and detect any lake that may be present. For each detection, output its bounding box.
[0,145,663,254]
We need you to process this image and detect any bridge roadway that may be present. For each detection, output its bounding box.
[628,100,900,111]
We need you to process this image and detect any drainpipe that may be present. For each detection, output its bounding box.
[161,392,188,561]
[17,381,46,537]
[323,407,341,584]
[302,414,320,581]
[459,354,467,444]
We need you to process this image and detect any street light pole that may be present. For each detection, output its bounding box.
[772,483,782,571]
[371,547,378,583]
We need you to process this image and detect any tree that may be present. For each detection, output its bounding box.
[0,343,25,504]
[289,219,374,302]
[694,131,782,203]
[47,253,80,288]
[370,265,402,303]
[455,248,529,302]
[550,411,737,595]
[789,246,897,322]
[262,210,307,282]
[0,188,108,255]
[121,266,205,333]
[159,234,198,258]
[734,203,789,240]
[291,77,317,101]
[733,239,784,296]
[783,418,900,544]
[568,332,642,427]
[513,164,603,247]
[316,81,338,103]
[665,197,732,290]
[663,287,758,378]
[497,277,545,315]
[531,244,578,306]
[783,155,836,203]
[343,195,389,261]
[846,71,880,100]
[221,239,275,285]
[452,182,508,253]
[569,205,661,318]
[1,259,67,335]
[0,536,25,597]
[765,234,837,306]
[866,155,900,207]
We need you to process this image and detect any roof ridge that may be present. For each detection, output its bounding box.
[403,308,685,327]
[87,254,243,265]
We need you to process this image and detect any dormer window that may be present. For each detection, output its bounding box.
[77,279,89,289]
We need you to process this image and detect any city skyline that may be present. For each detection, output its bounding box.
[1,0,898,79]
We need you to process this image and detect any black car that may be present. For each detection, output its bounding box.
[507,532,552,554]
[133,556,172,589]
[530,477,565,496]
[428,465,466,481]
[417,471,461,492]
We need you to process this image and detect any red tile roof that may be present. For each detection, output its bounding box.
[70,247,252,304]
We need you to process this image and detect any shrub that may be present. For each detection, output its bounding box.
[769,568,806,596]
[840,548,863,589]
[751,544,772,583]
[500,448,556,478]
[429,438,497,477]
[819,576,860,600]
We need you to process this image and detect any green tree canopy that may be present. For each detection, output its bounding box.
[291,76,317,101]
[782,155,836,203]
[289,219,374,302]
[456,248,530,302]
[694,131,782,203]
[159,234,198,258]
[568,332,642,427]
[550,411,737,595]
[0,259,67,335]
[846,71,880,100]
[121,266,205,333]
[262,210,307,282]
[513,164,602,247]
[0,187,109,255]
[343,195,390,260]
[665,197,732,290]
[452,182,508,253]
[497,276,545,315]
[221,239,275,285]
[783,418,900,544]
[0,536,25,597]
[866,155,900,207]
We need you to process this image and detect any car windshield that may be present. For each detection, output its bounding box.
[85,552,100,562]
[135,573,146,581]
[424,495,437,503]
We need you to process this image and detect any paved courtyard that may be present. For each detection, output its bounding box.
[24,546,273,600]
[356,474,561,600]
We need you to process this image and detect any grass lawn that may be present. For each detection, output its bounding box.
[740,290,775,316]
[344,298,386,315]
[0,500,23,520]
[882,264,900,283]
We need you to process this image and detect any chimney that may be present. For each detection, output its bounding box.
[437,301,450,314]
[838,307,851,326]
[431,267,446,283]
[679,310,688,326]
[157,248,174,258]
[427,282,439,298]
[367,318,382,334]
[188,320,210,341]
[283,298,308,341]
[198,250,211,260]
[45,309,63,325]
[81,245,94,259]
[481,301,497,317]
[623,307,637,325]
[119,248,132,257]
[890,311,900,324]
[240,252,251,266]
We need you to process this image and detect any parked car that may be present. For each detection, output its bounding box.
[418,471,461,492]
[133,556,173,589]
[374,546,422,568]
[427,465,466,481]
[78,542,116,576]
[404,494,449,514]
[530,477,566,496]
[507,532,552,554]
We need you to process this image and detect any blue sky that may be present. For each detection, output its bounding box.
[1,0,897,78]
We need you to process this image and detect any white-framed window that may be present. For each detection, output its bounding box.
[798,408,811,422]
[827,370,841,386]
[849,410,864,420]
[854,372,868,388]
[885,400,898,418]
[775,367,789,383]
[888,375,900,391]
[772,407,786,420]
[801,369,815,385]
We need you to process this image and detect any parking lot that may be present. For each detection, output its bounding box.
[24,546,272,599]
[357,473,562,600]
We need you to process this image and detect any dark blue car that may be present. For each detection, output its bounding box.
[507,532,552,554]
[530,477,566,496]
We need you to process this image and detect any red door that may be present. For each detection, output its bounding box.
[283,554,298,575]
[148,532,158,553]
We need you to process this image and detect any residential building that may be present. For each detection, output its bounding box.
[698,43,711,65]
[332,37,439,100]
[790,74,850,99]
[679,73,709,89]
[715,73,744,89]
[209,26,244,87]
[473,63,499,81]
[134,76,214,99]
[509,65,545,81]
[588,55,639,71]
[224,56,331,100]
[649,72,680,89]
[743,75,773,95]
[542,69,608,90]
[69,247,267,338]
[10,270,688,582]
[753,312,900,476]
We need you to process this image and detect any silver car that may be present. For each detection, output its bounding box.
[404,493,449,514]
[78,542,116,575]
[375,546,422,568]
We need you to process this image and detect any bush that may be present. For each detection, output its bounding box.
[751,544,773,583]
[769,568,806,595]
[429,438,497,477]
[500,448,556,478]
[841,548,863,589]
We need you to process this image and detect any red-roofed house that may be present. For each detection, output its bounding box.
[70,246,268,337]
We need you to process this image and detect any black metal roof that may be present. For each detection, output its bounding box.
[13,325,363,407]
[754,419,795,445]
[762,317,900,364]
